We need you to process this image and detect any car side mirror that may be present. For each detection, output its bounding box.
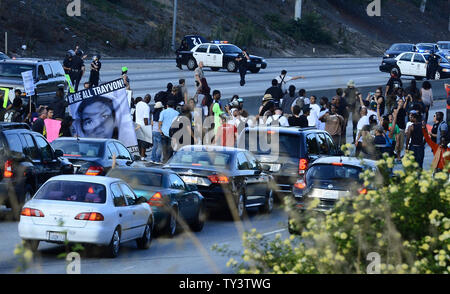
[54,149,64,157]
[136,196,147,205]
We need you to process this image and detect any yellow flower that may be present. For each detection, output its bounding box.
[420,244,430,251]
[340,232,348,240]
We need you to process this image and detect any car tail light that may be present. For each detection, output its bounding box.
[4,160,13,178]
[331,162,343,166]
[75,212,104,221]
[21,208,44,217]
[298,158,308,175]
[85,166,104,176]
[148,192,164,207]
[294,179,306,190]
[358,188,368,195]
[208,175,229,184]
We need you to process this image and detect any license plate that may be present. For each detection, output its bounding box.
[48,231,66,242]
[310,189,340,199]
[182,176,198,184]
[256,64,261,68]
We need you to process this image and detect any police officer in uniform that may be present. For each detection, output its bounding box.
[236,47,250,86]
[427,52,440,80]
[89,55,102,87]
[70,50,85,92]
[176,39,189,69]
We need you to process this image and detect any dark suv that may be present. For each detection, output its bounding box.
[0,123,73,215]
[0,59,67,107]
[237,127,340,197]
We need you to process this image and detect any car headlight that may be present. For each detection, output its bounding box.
[442,68,450,72]
[262,59,266,63]
[384,54,390,57]
[382,62,386,65]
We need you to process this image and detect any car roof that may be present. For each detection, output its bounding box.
[48,175,122,185]
[108,166,171,175]
[416,43,436,46]
[310,156,377,168]
[0,59,42,65]
[0,122,31,131]
[437,41,450,44]
[244,126,319,134]
[52,137,112,143]
[177,144,246,154]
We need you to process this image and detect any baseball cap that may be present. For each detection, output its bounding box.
[154,101,164,109]
[122,66,128,72]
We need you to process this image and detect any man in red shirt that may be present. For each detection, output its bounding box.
[422,122,450,172]
[215,114,237,147]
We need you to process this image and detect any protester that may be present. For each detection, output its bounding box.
[385,68,403,113]
[236,47,250,86]
[122,66,131,90]
[135,94,152,160]
[394,99,407,161]
[51,88,67,120]
[151,102,164,163]
[211,90,224,134]
[194,61,205,86]
[434,111,448,146]
[265,79,284,105]
[46,107,54,120]
[59,115,74,137]
[215,114,238,147]
[3,97,23,123]
[159,100,179,163]
[405,112,425,169]
[275,70,305,94]
[258,94,276,125]
[343,80,361,143]
[354,107,369,156]
[291,89,307,113]
[178,79,188,105]
[281,85,298,114]
[317,97,329,131]
[420,81,433,123]
[422,122,450,172]
[32,107,48,136]
[320,104,345,147]
[308,95,320,128]
[89,55,101,87]
[405,80,420,101]
[266,108,289,127]
[170,106,194,151]
[288,105,308,127]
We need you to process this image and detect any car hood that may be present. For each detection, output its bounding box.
[385,50,406,55]
[381,57,397,64]
[440,62,450,68]
[0,77,25,88]
[225,53,263,60]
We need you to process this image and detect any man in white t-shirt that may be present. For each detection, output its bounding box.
[266,108,289,127]
[275,70,305,94]
[307,95,321,127]
[135,95,152,159]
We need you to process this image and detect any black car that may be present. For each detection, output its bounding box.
[177,41,267,73]
[0,123,73,214]
[164,145,275,219]
[437,41,450,60]
[383,43,416,60]
[107,167,206,236]
[415,43,439,54]
[289,157,378,233]
[51,138,141,176]
[0,59,68,107]
[0,52,9,60]
[237,127,340,198]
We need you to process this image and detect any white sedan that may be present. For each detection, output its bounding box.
[18,175,154,258]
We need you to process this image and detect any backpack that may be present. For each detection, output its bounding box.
[438,121,450,143]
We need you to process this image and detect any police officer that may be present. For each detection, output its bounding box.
[89,55,102,87]
[427,52,440,80]
[236,47,250,86]
[176,39,189,69]
[70,50,85,92]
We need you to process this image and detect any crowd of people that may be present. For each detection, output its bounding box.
[1,51,449,172]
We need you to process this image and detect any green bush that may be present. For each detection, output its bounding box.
[216,149,450,274]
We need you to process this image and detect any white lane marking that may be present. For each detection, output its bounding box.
[262,228,287,236]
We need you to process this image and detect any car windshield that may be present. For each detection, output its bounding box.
[107,170,163,188]
[34,181,107,204]
[417,45,433,50]
[306,164,362,182]
[0,63,35,78]
[438,43,450,49]
[169,150,232,168]
[219,45,242,54]
[243,131,301,158]
[51,141,104,158]
[390,44,413,51]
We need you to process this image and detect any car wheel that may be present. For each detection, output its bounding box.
[435,71,441,80]
[260,190,274,214]
[210,67,220,71]
[106,227,121,258]
[166,207,179,237]
[227,61,237,72]
[191,205,206,232]
[250,68,260,73]
[136,220,153,249]
[23,239,39,253]
[187,58,197,71]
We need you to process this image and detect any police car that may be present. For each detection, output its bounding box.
[379,52,450,80]
[176,38,267,73]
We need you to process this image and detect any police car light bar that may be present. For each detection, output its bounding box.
[211,40,229,44]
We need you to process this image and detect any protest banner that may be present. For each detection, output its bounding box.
[67,79,138,153]
[44,119,62,143]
